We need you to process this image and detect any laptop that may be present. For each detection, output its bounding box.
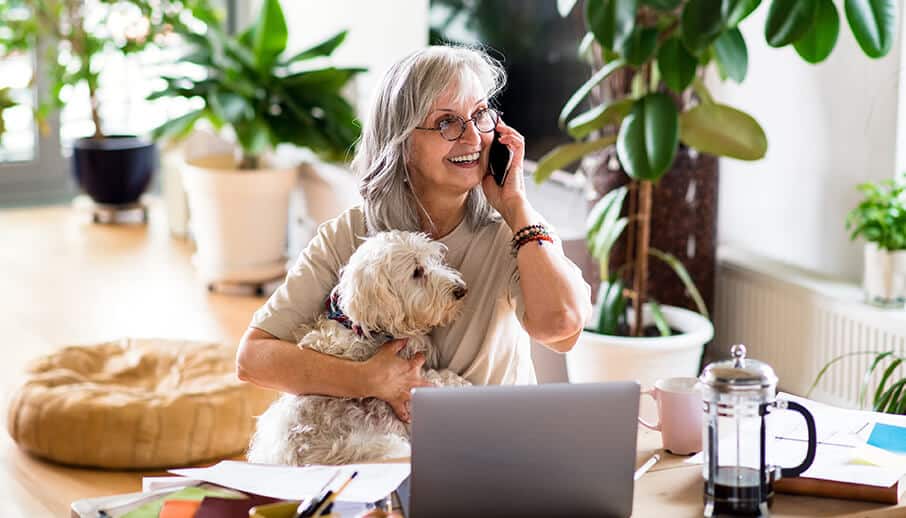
[406,382,640,518]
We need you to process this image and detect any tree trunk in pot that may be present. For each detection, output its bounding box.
[589,146,719,315]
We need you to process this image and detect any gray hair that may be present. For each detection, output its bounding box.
[353,45,506,235]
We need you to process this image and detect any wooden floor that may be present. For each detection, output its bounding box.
[0,199,268,516]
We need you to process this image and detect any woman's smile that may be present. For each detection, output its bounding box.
[446,149,482,169]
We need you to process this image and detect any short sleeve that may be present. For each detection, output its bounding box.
[249,207,365,341]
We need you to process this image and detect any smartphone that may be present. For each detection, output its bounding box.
[488,131,511,186]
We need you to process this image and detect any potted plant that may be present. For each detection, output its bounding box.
[540,0,896,384]
[2,0,218,206]
[846,178,906,308]
[810,350,906,414]
[148,0,364,286]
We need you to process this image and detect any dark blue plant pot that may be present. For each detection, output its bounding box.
[72,135,158,205]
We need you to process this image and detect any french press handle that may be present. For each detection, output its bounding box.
[774,400,818,479]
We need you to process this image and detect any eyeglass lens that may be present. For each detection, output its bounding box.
[439,109,498,140]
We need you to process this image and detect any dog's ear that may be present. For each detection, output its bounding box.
[336,248,406,337]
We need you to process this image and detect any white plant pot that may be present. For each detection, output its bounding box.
[863,243,906,308]
[566,304,714,389]
[181,154,296,283]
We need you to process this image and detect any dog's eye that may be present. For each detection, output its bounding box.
[413,266,424,279]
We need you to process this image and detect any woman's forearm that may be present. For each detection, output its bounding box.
[503,202,593,350]
[236,327,369,397]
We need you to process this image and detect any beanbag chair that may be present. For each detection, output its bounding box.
[7,338,275,469]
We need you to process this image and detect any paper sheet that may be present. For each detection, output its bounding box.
[686,393,906,488]
[168,461,410,502]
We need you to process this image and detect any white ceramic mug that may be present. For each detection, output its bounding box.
[638,377,703,455]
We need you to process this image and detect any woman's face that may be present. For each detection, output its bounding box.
[406,77,494,198]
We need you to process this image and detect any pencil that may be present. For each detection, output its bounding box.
[312,471,359,516]
[634,453,660,481]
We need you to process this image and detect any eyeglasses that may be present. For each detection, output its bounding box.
[415,108,501,141]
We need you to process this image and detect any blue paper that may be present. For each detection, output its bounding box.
[867,423,906,454]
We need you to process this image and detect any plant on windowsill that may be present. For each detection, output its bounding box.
[541,0,897,385]
[846,178,906,308]
[147,0,365,287]
[1,0,218,206]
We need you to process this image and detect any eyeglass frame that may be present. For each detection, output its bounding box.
[414,108,502,141]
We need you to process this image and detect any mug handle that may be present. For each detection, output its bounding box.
[776,400,818,479]
[638,389,661,431]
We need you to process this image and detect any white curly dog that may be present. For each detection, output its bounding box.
[247,230,471,466]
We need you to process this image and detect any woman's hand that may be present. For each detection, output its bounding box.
[362,339,433,423]
[482,118,530,226]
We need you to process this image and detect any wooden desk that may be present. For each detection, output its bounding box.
[2,201,904,517]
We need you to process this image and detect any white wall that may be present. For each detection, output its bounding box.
[247,0,429,117]
[712,6,903,281]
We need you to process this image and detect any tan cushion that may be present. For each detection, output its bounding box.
[6,338,275,469]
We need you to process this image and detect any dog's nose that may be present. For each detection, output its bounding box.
[453,285,468,300]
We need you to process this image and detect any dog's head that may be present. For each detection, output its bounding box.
[335,230,468,338]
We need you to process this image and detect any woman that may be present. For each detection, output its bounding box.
[236,46,592,423]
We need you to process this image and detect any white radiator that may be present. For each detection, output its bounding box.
[714,247,906,409]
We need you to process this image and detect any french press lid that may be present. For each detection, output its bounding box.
[700,344,778,393]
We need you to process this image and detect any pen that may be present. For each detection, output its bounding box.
[297,469,343,518]
[634,453,660,481]
[312,471,359,517]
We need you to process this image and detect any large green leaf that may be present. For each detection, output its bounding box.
[713,28,748,82]
[616,94,679,181]
[794,0,840,63]
[533,135,617,183]
[724,0,762,27]
[559,59,625,127]
[681,0,724,53]
[151,109,204,141]
[844,0,896,58]
[657,37,698,93]
[281,67,366,95]
[620,27,659,65]
[251,0,288,71]
[765,0,818,47]
[567,99,634,139]
[679,103,767,160]
[586,0,638,51]
[281,30,348,65]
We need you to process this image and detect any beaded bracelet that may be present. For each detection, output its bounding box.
[511,224,555,257]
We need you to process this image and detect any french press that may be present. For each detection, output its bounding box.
[699,345,818,517]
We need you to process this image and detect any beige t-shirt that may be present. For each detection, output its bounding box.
[250,205,579,385]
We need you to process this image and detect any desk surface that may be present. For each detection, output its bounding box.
[2,201,905,517]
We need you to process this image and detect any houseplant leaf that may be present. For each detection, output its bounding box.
[559,58,625,127]
[281,30,348,65]
[593,276,627,335]
[616,93,679,181]
[568,98,634,139]
[794,0,840,63]
[764,0,818,47]
[713,27,748,83]
[861,351,894,407]
[620,27,658,65]
[679,103,767,160]
[681,0,724,53]
[657,37,698,93]
[724,0,762,28]
[251,0,288,71]
[844,0,896,58]
[649,300,671,336]
[586,185,629,243]
[586,0,638,51]
[533,135,618,183]
[649,247,710,318]
[642,0,681,10]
